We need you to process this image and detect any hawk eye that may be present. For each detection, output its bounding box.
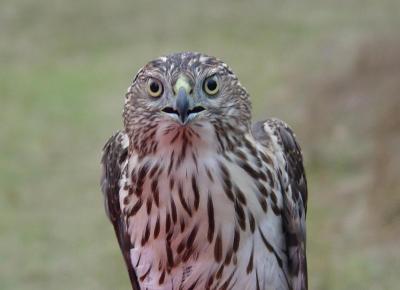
[203,75,219,96]
[147,78,163,98]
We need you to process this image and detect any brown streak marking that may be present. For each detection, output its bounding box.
[258,170,267,182]
[149,162,159,179]
[158,270,166,284]
[151,141,158,154]
[177,239,185,254]
[169,177,175,191]
[206,274,214,289]
[187,277,201,290]
[234,199,246,231]
[192,151,198,172]
[170,198,177,223]
[270,191,278,205]
[180,217,186,233]
[167,150,175,176]
[258,226,283,268]
[234,185,247,205]
[239,161,259,180]
[248,210,256,233]
[214,231,223,262]
[178,183,192,217]
[244,138,258,157]
[267,169,275,187]
[186,225,199,249]
[170,130,180,144]
[233,227,240,252]
[224,248,233,266]
[135,253,142,267]
[146,197,152,214]
[139,264,152,281]
[141,220,151,246]
[191,174,200,210]
[219,269,236,290]
[260,151,271,164]
[154,214,160,238]
[182,248,192,262]
[165,212,171,234]
[207,194,215,242]
[214,128,225,151]
[220,162,235,202]
[272,205,282,216]
[206,167,214,182]
[223,183,234,202]
[137,161,150,185]
[176,133,188,168]
[257,182,269,198]
[166,241,174,268]
[235,149,247,161]
[129,198,143,216]
[258,195,268,212]
[216,265,224,279]
[246,243,254,274]
[151,179,160,207]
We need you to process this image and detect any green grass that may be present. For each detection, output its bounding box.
[1,1,399,289]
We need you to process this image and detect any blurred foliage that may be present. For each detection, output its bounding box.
[0,0,399,289]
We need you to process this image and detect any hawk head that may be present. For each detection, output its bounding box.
[123,52,252,153]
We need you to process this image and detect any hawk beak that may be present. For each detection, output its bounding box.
[161,76,206,124]
[176,87,190,123]
[174,87,206,124]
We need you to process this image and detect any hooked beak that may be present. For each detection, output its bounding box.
[162,81,205,124]
[176,87,190,123]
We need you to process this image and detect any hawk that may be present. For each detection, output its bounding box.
[101,52,307,290]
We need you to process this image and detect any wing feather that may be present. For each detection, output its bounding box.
[252,119,308,290]
[101,131,140,290]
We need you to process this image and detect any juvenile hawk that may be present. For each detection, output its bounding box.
[101,52,307,290]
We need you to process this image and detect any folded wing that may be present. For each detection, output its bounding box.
[252,119,308,290]
[101,131,140,290]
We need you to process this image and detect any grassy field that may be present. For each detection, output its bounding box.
[1,1,399,289]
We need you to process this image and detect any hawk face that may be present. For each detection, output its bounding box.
[123,52,252,153]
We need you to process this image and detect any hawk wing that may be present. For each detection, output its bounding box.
[252,119,308,290]
[100,131,140,290]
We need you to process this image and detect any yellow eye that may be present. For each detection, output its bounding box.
[147,78,163,98]
[203,75,219,95]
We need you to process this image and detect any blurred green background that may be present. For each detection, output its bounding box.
[1,0,399,289]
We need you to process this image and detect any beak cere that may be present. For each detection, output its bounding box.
[176,87,190,123]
